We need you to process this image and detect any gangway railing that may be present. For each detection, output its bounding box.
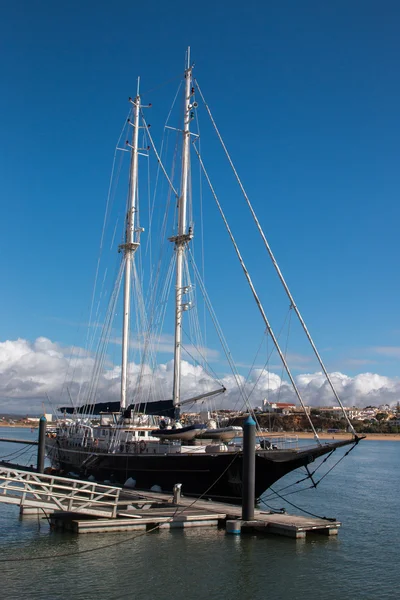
[0,466,120,517]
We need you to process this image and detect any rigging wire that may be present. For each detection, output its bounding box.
[87,112,130,351]
[192,144,319,440]
[188,251,262,430]
[83,259,125,413]
[0,453,240,565]
[193,93,207,352]
[140,73,182,98]
[140,111,179,199]
[243,306,293,408]
[243,330,268,389]
[181,327,221,382]
[311,441,360,486]
[276,306,293,405]
[64,115,129,415]
[262,449,337,500]
[259,443,359,519]
[262,442,360,504]
[131,252,176,408]
[194,78,356,436]
[181,337,222,387]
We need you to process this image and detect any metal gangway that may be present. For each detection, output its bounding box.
[0,466,121,517]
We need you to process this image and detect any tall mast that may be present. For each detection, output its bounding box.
[120,79,141,410]
[172,49,193,415]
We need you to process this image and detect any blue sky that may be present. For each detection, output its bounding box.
[1,0,399,411]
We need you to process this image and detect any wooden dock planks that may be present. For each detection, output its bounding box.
[48,487,340,538]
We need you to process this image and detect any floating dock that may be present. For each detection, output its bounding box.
[49,487,340,539]
[0,466,340,540]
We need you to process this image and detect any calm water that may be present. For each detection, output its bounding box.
[0,427,398,600]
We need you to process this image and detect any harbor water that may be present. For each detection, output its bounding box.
[0,427,398,600]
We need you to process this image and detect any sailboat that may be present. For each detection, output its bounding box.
[45,50,363,504]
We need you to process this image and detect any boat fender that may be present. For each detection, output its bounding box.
[125,477,136,489]
[139,440,146,453]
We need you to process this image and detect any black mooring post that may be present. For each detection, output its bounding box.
[242,415,256,521]
[37,416,47,473]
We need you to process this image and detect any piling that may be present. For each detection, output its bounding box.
[242,415,256,521]
[36,416,47,473]
[226,520,242,535]
[173,483,182,505]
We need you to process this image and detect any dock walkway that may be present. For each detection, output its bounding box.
[51,487,340,539]
[0,466,120,518]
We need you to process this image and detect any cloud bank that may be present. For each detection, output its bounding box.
[0,337,399,413]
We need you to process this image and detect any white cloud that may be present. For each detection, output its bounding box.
[110,333,220,361]
[293,371,400,407]
[372,346,400,358]
[0,337,399,413]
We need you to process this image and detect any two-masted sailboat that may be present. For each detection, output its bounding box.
[45,51,362,503]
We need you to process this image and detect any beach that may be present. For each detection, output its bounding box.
[294,432,400,442]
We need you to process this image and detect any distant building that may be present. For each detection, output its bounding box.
[262,400,297,415]
[27,413,53,423]
[318,406,359,420]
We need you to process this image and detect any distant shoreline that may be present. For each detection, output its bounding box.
[0,423,399,441]
[0,423,37,428]
[288,432,400,442]
[253,431,400,442]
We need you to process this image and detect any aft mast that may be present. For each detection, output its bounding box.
[171,49,194,417]
[119,79,141,411]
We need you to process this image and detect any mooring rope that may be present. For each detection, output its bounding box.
[0,453,240,564]
[260,494,336,522]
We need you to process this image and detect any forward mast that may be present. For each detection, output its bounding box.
[119,80,142,410]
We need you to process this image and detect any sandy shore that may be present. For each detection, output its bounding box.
[293,432,400,442]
